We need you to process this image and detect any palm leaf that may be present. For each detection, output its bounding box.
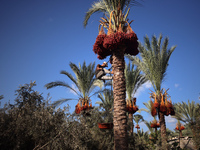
[51,98,78,108]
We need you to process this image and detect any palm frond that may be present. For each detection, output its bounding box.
[125,62,148,100]
[84,0,107,27]
[173,100,200,124]
[84,0,142,27]
[45,61,99,107]
[143,120,154,133]
[45,81,83,98]
[133,114,144,124]
[51,98,78,108]
[132,34,176,92]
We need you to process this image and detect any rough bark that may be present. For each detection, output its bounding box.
[112,48,128,150]
[128,113,134,136]
[158,111,167,149]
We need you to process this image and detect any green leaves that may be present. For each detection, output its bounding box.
[173,100,200,124]
[84,0,140,27]
[132,34,176,92]
[125,62,148,100]
[45,61,101,107]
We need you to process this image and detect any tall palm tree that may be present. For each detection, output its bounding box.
[125,62,147,135]
[133,114,144,133]
[84,1,140,149]
[45,61,102,109]
[130,34,176,147]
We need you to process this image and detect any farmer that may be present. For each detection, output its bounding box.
[95,61,113,80]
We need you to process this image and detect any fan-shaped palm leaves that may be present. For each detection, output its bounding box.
[129,34,176,147]
[45,61,102,107]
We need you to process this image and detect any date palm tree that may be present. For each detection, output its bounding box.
[84,1,140,149]
[45,61,102,108]
[96,89,114,123]
[130,34,176,148]
[173,100,200,149]
[133,114,144,133]
[96,89,114,112]
[125,62,147,135]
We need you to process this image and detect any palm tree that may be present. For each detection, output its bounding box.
[96,89,114,112]
[133,114,144,133]
[140,100,160,134]
[96,89,114,122]
[129,34,176,147]
[84,1,140,149]
[45,61,102,111]
[173,100,200,149]
[173,100,200,125]
[125,62,147,135]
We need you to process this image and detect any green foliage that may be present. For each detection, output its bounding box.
[84,0,140,27]
[173,100,200,124]
[173,100,200,149]
[125,62,148,100]
[129,34,176,93]
[95,89,113,123]
[133,114,144,124]
[45,61,103,107]
[2,81,199,149]
[0,81,69,150]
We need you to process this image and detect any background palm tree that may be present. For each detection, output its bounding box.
[133,114,144,133]
[173,100,200,149]
[140,101,160,135]
[125,62,147,135]
[84,1,140,149]
[96,89,113,112]
[45,61,102,108]
[125,62,148,100]
[95,89,114,122]
[129,34,176,147]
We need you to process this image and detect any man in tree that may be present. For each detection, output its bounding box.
[95,61,113,80]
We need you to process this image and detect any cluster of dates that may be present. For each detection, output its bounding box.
[93,12,139,60]
[150,89,175,117]
[150,119,160,129]
[75,98,92,114]
[126,97,139,114]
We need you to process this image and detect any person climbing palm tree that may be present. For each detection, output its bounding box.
[95,61,113,80]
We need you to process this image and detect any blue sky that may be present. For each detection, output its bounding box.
[1,0,200,132]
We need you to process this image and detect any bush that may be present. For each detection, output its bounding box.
[0,81,69,150]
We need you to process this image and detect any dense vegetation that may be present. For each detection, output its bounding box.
[0,81,200,150]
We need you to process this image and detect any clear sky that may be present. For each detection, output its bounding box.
[1,0,200,132]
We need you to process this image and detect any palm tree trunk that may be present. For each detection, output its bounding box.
[112,48,128,150]
[158,111,167,149]
[128,113,134,136]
